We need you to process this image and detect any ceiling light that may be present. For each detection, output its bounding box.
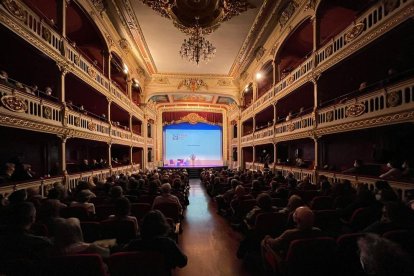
[256,72,263,80]
[179,24,216,65]
[123,64,129,74]
[132,79,140,88]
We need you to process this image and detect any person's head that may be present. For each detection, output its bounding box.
[358,234,413,276]
[287,195,304,212]
[77,190,93,203]
[8,202,36,229]
[293,206,314,230]
[354,159,362,168]
[161,183,172,194]
[140,210,170,239]
[252,180,260,191]
[114,197,131,217]
[256,193,272,211]
[54,218,84,249]
[270,181,279,191]
[235,185,246,197]
[110,186,123,199]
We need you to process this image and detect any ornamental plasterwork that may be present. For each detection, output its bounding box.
[119,38,130,54]
[217,79,232,86]
[279,1,298,28]
[2,0,26,22]
[91,0,106,14]
[177,79,208,92]
[344,22,365,43]
[0,95,27,112]
[304,0,317,11]
[255,46,266,62]
[152,76,170,85]
[165,112,221,126]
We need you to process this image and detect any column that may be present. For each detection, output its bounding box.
[273,102,277,126]
[130,146,133,165]
[252,81,258,102]
[129,114,133,135]
[57,0,67,38]
[143,115,148,170]
[272,60,277,86]
[107,53,112,79]
[312,15,320,53]
[312,77,319,128]
[107,99,112,123]
[57,65,68,103]
[273,142,277,172]
[59,135,68,174]
[108,143,112,169]
[237,115,242,169]
[252,146,256,164]
[126,78,132,99]
[313,137,319,170]
[253,117,256,133]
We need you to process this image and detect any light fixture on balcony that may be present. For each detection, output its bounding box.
[255,72,263,80]
[179,24,216,65]
[123,64,129,74]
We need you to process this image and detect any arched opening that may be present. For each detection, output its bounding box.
[257,61,274,98]
[242,83,253,109]
[275,18,313,82]
[66,1,108,73]
[110,52,128,95]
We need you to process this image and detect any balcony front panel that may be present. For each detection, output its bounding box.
[241,133,254,144]
[254,126,274,142]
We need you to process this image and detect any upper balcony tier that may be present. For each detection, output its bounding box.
[0,0,143,119]
[241,76,414,145]
[0,82,145,146]
[240,0,413,120]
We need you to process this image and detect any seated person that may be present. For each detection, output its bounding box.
[52,217,109,258]
[70,190,95,215]
[401,160,414,178]
[295,157,306,168]
[152,183,182,214]
[245,193,278,227]
[342,159,364,174]
[262,206,322,258]
[0,202,52,261]
[106,197,139,236]
[123,210,187,269]
[379,161,402,179]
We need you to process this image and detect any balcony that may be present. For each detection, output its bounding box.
[241,133,254,144]
[0,1,137,116]
[240,0,413,119]
[254,125,274,141]
[274,113,314,140]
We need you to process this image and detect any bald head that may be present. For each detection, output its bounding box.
[293,206,315,230]
[161,183,172,194]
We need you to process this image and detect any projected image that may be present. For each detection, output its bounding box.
[164,123,223,167]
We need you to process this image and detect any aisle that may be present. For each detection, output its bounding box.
[173,179,251,276]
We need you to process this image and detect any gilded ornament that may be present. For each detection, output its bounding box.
[346,103,366,117]
[301,65,306,75]
[286,75,294,85]
[326,110,334,122]
[287,123,295,132]
[74,117,80,127]
[345,22,365,43]
[177,78,208,92]
[325,45,333,57]
[87,67,97,78]
[217,79,231,86]
[42,27,51,42]
[88,121,97,131]
[279,2,298,28]
[2,0,26,22]
[73,54,80,65]
[43,106,52,119]
[1,95,27,112]
[386,91,401,107]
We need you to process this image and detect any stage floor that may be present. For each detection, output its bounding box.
[159,165,227,169]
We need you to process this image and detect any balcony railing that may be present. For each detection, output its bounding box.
[274,165,316,183]
[241,133,254,143]
[318,78,414,127]
[241,0,412,119]
[66,109,110,136]
[274,113,314,136]
[254,126,274,140]
[111,125,132,140]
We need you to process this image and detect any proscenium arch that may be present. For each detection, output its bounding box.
[144,92,241,106]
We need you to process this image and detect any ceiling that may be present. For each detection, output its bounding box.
[122,0,264,75]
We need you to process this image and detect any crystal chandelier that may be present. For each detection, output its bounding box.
[179,26,216,65]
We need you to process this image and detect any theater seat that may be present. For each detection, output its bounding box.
[285,237,337,276]
[310,196,334,210]
[101,219,137,244]
[47,254,107,276]
[336,233,365,276]
[254,212,288,239]
[60,206,90,221]
[80,221,101,243]
[130,203,151,223]
[109,251,168,276]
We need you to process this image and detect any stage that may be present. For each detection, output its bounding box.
[159,165,227,170]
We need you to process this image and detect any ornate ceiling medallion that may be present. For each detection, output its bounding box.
[139,0,255,31]
[178,78,208,92]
